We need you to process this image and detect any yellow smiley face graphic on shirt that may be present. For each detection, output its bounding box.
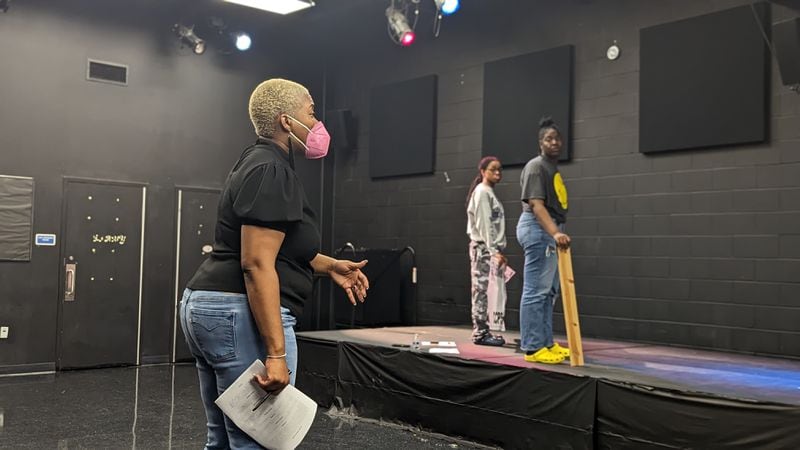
[554,172,568,210]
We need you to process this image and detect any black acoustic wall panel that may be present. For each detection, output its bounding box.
[483,45,574,165]
[639,3,770,153]
[369,75,437,178]
[773,17,800,88]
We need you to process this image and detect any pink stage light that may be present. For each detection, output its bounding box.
[400,31,415,46]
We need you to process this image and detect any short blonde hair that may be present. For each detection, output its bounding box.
[248,78,310,137]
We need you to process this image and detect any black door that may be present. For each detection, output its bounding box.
[58,179,145,369]
[172,188,220,362]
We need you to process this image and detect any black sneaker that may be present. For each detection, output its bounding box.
[473,334,506,347]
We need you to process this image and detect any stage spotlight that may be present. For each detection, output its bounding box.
[435,0,459,15]
[0,0,10,13]
[400,29,415,46]
[208,17,252,54]
[386,5,415,46]
[173,23,206,55]
[234,32,252,51]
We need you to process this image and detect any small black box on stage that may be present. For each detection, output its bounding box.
[333,247,416,328]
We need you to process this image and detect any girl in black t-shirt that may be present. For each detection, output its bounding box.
[516,117,571,365]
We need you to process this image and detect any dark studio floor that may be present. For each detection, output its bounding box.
[3,327,799,448]
[0,364,493,449]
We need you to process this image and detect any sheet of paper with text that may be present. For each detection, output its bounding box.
[215,359,317,450]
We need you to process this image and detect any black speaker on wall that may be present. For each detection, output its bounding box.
[332,248,416,328]
[773,17,800,88]
[326,109,357,151]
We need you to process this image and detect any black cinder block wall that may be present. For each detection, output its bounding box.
[324,0,800,357]
[1,0,798,373]
[0,0,326,371]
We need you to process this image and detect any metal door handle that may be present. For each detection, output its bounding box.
[65,263,76,302]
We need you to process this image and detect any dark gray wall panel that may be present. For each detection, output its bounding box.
[369,75,438,178]
[482,45,574,164]
[639,4,770,153]
[0,176,34,261]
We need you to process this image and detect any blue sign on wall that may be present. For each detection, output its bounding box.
[35,233,56,246]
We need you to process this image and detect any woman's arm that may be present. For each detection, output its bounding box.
[311,253,369,305]
[241,224,290,391]
[530,199,570,247]
[310,253,337,276]
[474,189,507,266]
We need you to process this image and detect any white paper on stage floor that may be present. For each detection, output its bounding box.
[421,340,457,347]
[214,359,317,450]
[428,347,460,354]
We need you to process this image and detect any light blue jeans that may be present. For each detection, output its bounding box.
[179,289,297,450]
[516,212,561,353]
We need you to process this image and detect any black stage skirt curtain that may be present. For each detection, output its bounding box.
[596,380,800,449]
[299,338,596,449]
[298,336,800,449]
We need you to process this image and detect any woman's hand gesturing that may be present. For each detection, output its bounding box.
[330,259,369,305]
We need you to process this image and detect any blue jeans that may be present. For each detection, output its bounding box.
[179,288,298,450]
[516,212,561,352]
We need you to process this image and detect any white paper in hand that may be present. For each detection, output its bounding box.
[214,359,317,450]
[503,265,516,282]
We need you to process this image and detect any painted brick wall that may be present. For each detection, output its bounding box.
[325,0,800,357]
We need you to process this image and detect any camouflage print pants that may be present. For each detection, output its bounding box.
[470,240,491,340]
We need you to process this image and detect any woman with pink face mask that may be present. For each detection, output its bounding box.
[180,79,370,449]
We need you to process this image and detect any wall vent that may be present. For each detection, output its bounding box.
[86,59,128,86]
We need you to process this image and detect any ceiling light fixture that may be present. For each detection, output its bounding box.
[432,0,459,37]
[173,24,206,55]
[208,17,253,54]
[223,0,315,15]
[235,32,252,51]
[434,0,459,15]
[386,2,417,47]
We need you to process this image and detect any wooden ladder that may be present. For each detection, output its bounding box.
[557,247,584,367]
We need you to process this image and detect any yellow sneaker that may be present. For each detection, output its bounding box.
[523,347,565,364]
[549,342,570,358]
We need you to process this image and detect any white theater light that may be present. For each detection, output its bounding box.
[235,33,252,51]
[223,0,315,15]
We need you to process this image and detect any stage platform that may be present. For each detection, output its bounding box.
[296,326,800,449]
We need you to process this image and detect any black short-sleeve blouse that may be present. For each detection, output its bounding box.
[187,138,320,318]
